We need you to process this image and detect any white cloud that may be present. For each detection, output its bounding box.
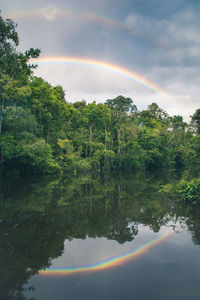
[39,5,58,21]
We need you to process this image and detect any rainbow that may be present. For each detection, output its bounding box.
[4,8,170,50]
[29,56,171,98]
[39,230,173,276]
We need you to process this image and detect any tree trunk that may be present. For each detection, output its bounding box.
[0,115,2,136]
[117,129,121,156]
[104,123,107,150]
[0,97,5,136]
[118,183,121,211]
[89,124,93,158]
[0,148,4,176]
[46,125,49,143]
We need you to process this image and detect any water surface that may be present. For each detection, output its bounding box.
[1,173,200,300]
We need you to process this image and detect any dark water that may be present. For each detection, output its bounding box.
[1,172,200,300]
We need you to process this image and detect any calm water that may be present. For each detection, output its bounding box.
[1,172,200,300]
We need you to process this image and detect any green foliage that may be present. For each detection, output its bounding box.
[176,178,200,203]
[1,12,200,181]
[106,95,137,114]
[161,178,200,204]
[191,108,200,134]
[0,13,40,81]
[3,107,38,133]
[19,139,60,173]
[0,133,16,159]
[72,158,92,172]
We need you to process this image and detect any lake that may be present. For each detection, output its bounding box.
[1,172,200,300]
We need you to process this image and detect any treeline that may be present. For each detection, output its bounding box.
[0,13,200,181]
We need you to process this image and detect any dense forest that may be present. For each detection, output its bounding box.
[0,13,200,202]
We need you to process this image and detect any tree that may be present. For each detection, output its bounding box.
[0,12,40,80]
[191,108,200,134]
[138,102,169,128]
[106,95,137,115]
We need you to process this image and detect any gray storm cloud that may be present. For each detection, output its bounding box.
[1,0,199,120]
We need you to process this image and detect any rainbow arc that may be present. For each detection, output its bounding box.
[4,8,170,50]
[29,56,172,99]
[39,230,173,276]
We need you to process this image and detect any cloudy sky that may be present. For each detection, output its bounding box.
[1,0,199,120]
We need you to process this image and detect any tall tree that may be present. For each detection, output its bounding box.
[191,108,200,134]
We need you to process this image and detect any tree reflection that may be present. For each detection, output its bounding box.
[0,172,200,299]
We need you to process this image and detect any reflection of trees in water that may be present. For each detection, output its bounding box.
[0,172,199,299]
[171,201,200,246]
[186,207,200,245]
[0,177,63,300]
